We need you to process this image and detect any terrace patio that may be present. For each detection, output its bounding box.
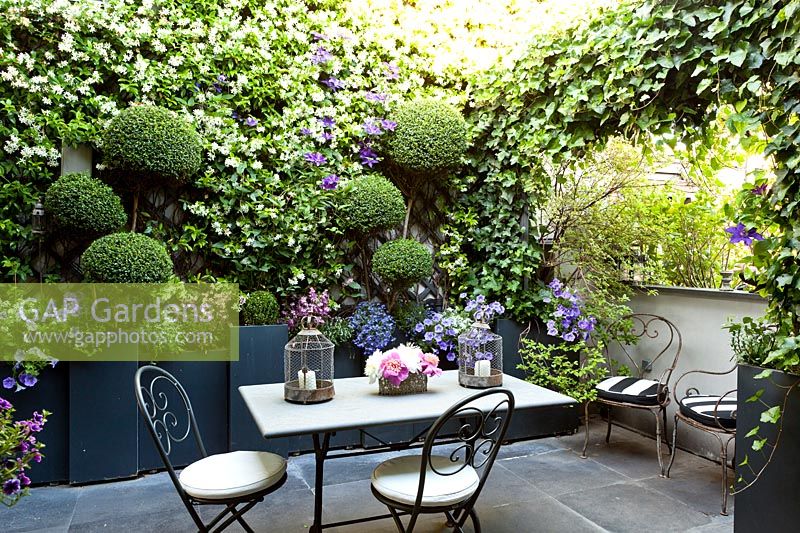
[4,421,733,533]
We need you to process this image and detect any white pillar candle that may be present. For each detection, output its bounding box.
[475,360,491,378]
[298,370,317,390]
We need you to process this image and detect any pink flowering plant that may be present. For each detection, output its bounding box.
[1,397,48,506]
[364,344,441,387]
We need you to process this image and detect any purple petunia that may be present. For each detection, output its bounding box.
[2,377,14,389]
[362,120,383,136]
[365,91,387,103]
[18,374,36,388]
[725,223,764,246]
[304,152,327,166]
[319,116,335,128]
[0,397,11,409]
[2,478,21,496]
[380,119,397,131]
[320,174,339,190]
[322,77,346,91]
[311,47,334,65]
[244,116,258,127]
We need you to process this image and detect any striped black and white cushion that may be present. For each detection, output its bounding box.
[596,376,662,405]
[679,395,737,429]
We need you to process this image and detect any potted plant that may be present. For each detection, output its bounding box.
[726,316,800,532]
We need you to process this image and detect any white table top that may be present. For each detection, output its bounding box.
[239,370,577,438]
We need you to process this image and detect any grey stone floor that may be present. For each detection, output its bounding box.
[4,420,734,532]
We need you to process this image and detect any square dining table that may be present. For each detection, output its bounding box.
[239,370,576,532]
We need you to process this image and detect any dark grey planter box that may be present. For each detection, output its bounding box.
[229,325,305,456]
[3,364,69,484]
[735,364,800,532]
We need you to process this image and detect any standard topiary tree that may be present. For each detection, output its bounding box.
[44,173,127,236]
[81,232,173,283]
[240,291,280,325]
[387,98,468,174]
[338,174,406,235]
[372,238,433,288]
[102,105,202,184]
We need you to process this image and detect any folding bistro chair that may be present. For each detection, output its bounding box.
[666,364,737,515]
[582,314,682,476]
[135,365,287,532]
[369,388,515,533]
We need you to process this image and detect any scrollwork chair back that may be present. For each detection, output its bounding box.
[415,388,515,513]
[134,365,207,486]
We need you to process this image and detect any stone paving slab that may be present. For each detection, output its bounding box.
[4,420,733,533]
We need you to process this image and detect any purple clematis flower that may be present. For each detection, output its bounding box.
[244,116,258,127]
[311,31,329,41]
[217,74,227,83]
[383,62,400,80]
[300,127,313,136]
[319,116,335,128]
[365,91,387,103]
[751,183,768,195]
[380,119,397,131]
[231,111,239,119]
[725,223,764,246]
[322,77,346,91]
[320,174,339,190]
[304,152,327,166]
[362,120,383,136]
[311,47,334,65]
[359,145,380,167]
[321,132,334,142]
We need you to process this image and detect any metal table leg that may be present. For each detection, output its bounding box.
[310,432,331,533]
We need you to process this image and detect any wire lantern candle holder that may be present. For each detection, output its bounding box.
[457,321,503,389]
[284,317,335,404]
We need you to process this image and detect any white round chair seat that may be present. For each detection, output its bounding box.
[371,454,480,507]
[179,451,286,500]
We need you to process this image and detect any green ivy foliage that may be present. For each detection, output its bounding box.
[372,238,433,288]
[241,290,280,325]
[102,105,202,184]
[338,175,406,235]
[81,233,173,283]
[43,173,126,236]
[387,98,468,173]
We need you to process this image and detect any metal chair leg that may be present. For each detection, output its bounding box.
[387,506,407,532]
[665,413,679,478]
[469,508,482,533]
[653,408,665,477]
[662,406,672,453]
[581,401,590,458]
[605,405,613,443]
[720,435,730,516]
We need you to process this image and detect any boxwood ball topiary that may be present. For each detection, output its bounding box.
[339,175,406,235]
[241,291,280,325]
[44,173,127,235]
[81,233,173,283]
[102,105,202,184]
[372,239,433,288]
[387,99,468,173]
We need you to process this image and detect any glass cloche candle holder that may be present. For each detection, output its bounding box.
[284,317,335,404]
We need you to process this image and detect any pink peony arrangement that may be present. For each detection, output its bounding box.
[364,344,442,387]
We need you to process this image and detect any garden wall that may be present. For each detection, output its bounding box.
[608,286,765,462]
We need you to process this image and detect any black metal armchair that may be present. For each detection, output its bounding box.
[665,364,737,515]
[582,314,682,476]
[135,365,287,532]
[370,388,515,533]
